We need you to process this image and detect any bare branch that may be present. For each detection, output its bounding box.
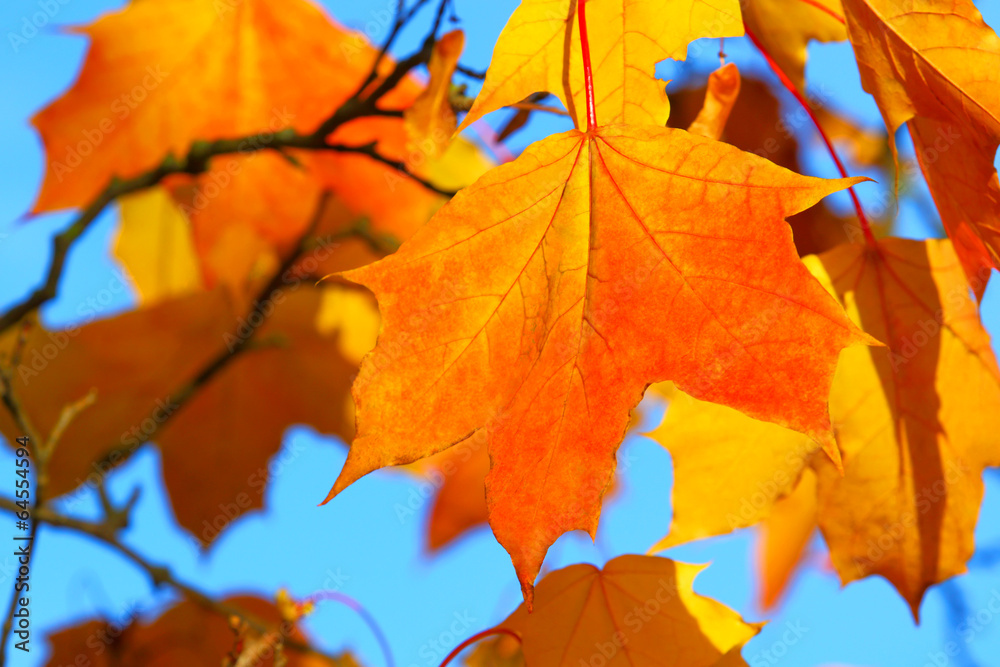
[455,64,486,80]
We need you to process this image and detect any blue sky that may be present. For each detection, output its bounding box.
[2,1,1000,666]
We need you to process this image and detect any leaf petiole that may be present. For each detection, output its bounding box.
[745,24,876,246]
[577,0,598,131]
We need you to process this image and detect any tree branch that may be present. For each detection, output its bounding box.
[455,64,486,80]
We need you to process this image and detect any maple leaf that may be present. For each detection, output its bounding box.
[649,238,1000,617]
[647,383,818,551]
[495,556,761,667]
[117,143,489,298]
[325,118,870,601]
[458,0,743,130]
[742,0,846,92]
[32,0,384,213]
[811,237,1000,617]
[0,286,371,545]
[842,0,1000,297]
[422,422,632,552]
[39,0,492,294]
[647,390,824,609]
[168,153,330,290]
[43,596,348,666]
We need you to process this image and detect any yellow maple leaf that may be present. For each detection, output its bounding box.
[459,0,743,130]
[649,237,1000,618]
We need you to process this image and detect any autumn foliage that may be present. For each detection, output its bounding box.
[1,0,999,664]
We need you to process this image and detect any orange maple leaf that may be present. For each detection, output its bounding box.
[31,0,382,213]
[495,556,761,667]
[423,68,745,556]
[325,112,871,601]
[30,0,494,299]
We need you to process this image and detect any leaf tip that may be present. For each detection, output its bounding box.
[815,429,844,474]
[318,486,338,506]
[520,580,535,613]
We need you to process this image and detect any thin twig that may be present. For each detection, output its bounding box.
[744,24,876,245]
[354,0,425,97]
[312,0,451,141]
[44,389,97,456]
[455,64,486,80]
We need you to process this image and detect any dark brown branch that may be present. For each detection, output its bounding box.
[455,64,486,80]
